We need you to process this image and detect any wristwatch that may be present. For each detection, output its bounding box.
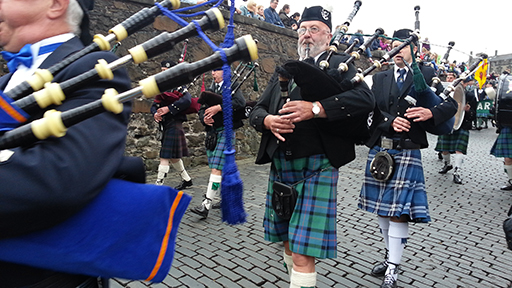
[312,101,320,118]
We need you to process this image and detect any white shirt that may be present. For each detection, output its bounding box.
[5,33,75,92]
[394,65,409,82]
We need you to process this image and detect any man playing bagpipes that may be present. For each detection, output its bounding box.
[249,5,375,287]
[152,60,194,190]
[0,0,191,286]
[190,68,246,219]
[358,29,458,288]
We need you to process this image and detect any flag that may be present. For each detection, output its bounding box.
[474,58,488,89]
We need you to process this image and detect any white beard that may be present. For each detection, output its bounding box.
[297,42,325,60]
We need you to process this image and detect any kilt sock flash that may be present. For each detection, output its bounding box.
[202,174,222,209]
[387,221,408,265]
[156,165,169,184]
[378,216,390,250]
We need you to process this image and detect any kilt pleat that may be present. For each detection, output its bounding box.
[263,152,339,259]
[206,128,236,170]
[434,129,470,154]
[359,147,431,223]
[491,127,512,158]
[160,121,189,159]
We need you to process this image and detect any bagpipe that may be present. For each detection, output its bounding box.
[6,7,225,119]
[0,0,258,281]
[5,0,182,101]
[0,34,258,150]
[321,0,362,70]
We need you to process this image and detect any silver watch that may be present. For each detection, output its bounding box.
[312,101,320,118]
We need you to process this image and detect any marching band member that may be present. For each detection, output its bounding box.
[358,29,457,288]
[250,5,374,287]
[0,0,133,287]
[191,68,246,219]
[152,60,194,190]
[435,76,477,184]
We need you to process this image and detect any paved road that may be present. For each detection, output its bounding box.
[113,127,512,288]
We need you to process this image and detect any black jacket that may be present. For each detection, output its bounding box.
[249,52,375,168]
[366,64,458,148]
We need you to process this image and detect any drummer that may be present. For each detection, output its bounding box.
[435,76,477,184]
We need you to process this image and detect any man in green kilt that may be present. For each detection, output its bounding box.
[250,6,375,288]
[191,69,246,219]
[491,127,512,190]
[435,77,477,184]
[358,29,457,288]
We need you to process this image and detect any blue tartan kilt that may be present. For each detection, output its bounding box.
[206,128,236,170]
[160,121,189,159]
[434,129,470,154]
[359,147,431,223]
[491,127,512,158]
[263,152,339,259]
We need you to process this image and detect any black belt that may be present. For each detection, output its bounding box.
[380,136,421,150]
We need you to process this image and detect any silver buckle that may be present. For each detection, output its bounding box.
[381,137,394,150]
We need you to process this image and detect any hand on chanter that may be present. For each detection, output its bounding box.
[264,114,295,142]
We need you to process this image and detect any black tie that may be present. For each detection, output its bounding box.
[215,84,221,94]
[397,69,406,91]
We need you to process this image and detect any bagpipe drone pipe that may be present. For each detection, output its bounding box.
[326,0,363,62]
[5,0,182,101]
[0,35,258,150]
[5,8,225,119]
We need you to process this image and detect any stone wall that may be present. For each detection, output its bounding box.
[88,0,305,171]
[0,0,374,172]
[91,0,381,172]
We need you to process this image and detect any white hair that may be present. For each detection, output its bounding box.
[66,0,84,35]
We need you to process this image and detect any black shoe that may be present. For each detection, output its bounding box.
[211,202,221,209]
[371,261,388,277]
[371,249,388,277]
[438,164,453,174]
[437,151,443,160]
[501,180,512,191]
[175,180,193,190]
[453,173,462,184]
[190,204,209,219]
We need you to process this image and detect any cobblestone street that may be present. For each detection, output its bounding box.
[114,127,512,288]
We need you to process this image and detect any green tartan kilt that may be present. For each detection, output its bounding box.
[263,152,339,259]
[434,129,470,154]
[491,127,512,158]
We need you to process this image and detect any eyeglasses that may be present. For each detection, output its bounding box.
[297,27,323,36]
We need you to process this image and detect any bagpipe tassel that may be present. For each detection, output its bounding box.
[221,149,247,224]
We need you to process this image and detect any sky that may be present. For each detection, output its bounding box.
[265,0,510,64]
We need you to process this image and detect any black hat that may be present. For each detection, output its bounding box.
[298,6,332,31]
[161,60,176,68]
[392,28,418,46]
[77,0,95,45]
